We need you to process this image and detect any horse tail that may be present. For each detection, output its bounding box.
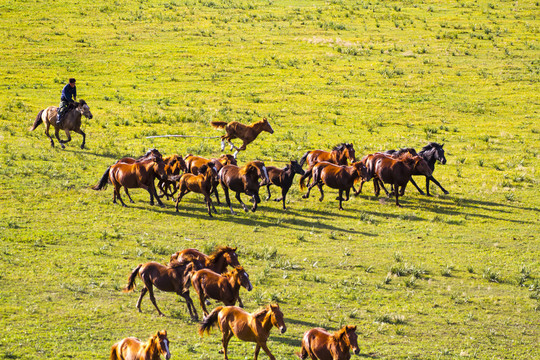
[29,110,44,131]
[299,151,310,166]
[299,168,312,190]
[92,167,110,190]
[109,343,119,360]
[210,121,228,130]
[123,264,142,293]
[199,306,223,336]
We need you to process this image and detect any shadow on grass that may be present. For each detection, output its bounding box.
[271,335,302,347]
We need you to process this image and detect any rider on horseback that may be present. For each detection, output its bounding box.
[56,78,77,126]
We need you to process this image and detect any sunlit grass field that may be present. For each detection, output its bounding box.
[0,0,539,359]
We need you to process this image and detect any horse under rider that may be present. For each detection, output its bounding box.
[56,78,77,126]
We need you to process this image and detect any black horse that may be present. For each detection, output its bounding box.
[261,160,305,209]
[386,143,448,196]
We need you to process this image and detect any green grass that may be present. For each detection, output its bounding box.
[1,0,539,359]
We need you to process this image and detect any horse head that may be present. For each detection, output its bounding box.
[341,325,360,355]
[221,246,240,267]
[252,161,269,182]
[76,100,93,119]
[352,161,371,182]
[344,143,356,162]
[290,160,305,176]
[219,154,237,166]
[269,304,287,334]
[413,156,433,177]
[261,118,274,134]
[434,143,447,164]
[153,330,171,360]
[152,156,167,179]
[232,266,253,291]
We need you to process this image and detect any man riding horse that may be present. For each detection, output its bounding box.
[57,78,77,126]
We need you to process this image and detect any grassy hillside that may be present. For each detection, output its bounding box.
[0,0,539,359]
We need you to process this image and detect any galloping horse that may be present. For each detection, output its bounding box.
[174,164,218,217]
[219,161,269,214]
[372,153,432,206]
[299,143,356,187]
[184,154,237,204]
[92,155,167,207]
[199,304,287,360]
[157,154,187,200]
[299,325,360,360]
[211,118,274,158]
[262,160,305,209]
[416,142,449,195]
[110,330,171,360]
[187,266,253,316]
[122,256,201,320]
[300,162,370,210]
[29,100,93,149]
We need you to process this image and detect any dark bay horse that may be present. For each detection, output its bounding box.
[299,325,359,360]
[211,118,274,158]
[261,160,305,209]
[29,100,93,149]
[92,155,167,207]
[184,154,237,204]
[122,257,201,320]
[219,161,269,215]
[199,304,286,360]
[300,162,370,210]
[157,154,187,200]
[174,164,217,217]
[188,266,253,316]
[373,153,432,206]
[110,330,171,360]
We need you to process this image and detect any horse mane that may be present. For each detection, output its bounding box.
[393,148,418,157]
[207,246,236,262]
[169,253,196,268]
[138,148,162,161]
[421,142,442,153]
[239,162,258,176]
[223,265,244,278]
[330,327,348,344]
[77,99,87,106]
[253,305,271,321]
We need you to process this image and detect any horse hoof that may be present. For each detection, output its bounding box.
[80,145,85,149]
[218,349,224,354]
[302,195,308,199]
[444,191,449,195]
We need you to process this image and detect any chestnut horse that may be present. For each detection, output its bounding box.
[29,100,93,149]
[174,164,217,216]
[199,304,287,360]
[299,325,359,360]
[110,330,171,360]
[219,161,269,214]
[157,154,187,200]
[300,162,370,210]
[261,160,305,209]
[92,155,167,207]
[211,118,274,158]
[184,154,237,204]
[187,266,253,316]
[299,143,356,188]
[373,153,432,206]
[122,256,201,320]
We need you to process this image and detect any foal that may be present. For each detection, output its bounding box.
[262,160,305,209]
[299,325,360,360]
[211,118,274,158]
[188,266,253,316]
[110,330,171,360]
[174,164,217,217]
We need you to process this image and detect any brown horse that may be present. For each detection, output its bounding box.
[157,154,187,200]
[300,162,370,210]
[211,118,274,158]
[299,325,359,360]
[184,154,237,204]
[174,164,217,216]
[29,100,93,149]
[110,330,171,360]
[188,266,253,316]
[199,304,286,360]
[92,155,167,207]
[372,153,433,206]
[299,143,356,187]
[219,161,269,214]
[261,160,305,209]
[122,257,201,320]
[169,246,241,274]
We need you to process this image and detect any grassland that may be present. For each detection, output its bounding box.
[0,0,539,359]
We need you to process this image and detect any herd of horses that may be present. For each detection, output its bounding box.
[118,245,361,360]
[29,108,449,359]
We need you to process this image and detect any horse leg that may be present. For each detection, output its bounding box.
[265,184,272,201]
[338,189,344,210]
[114,184,128,207]
[204,194,214,217]
[317,183,324,202]
[237,296,244,308]
[136,287,148,312]
[221,329,234,360]
[354,180,365,195]
[428,175,449,195]
[277,187,288,210]
[73,128,86,149]
[146,285,165,316]
[175,189,188,212]
[124,188,135,203]
[236,192,249,212]
[378,181,390,197]
[60,129,72,148]
[250,194,258,212]
[197,291,209,316]
[54,128,66,149]
[257,342,276,360]
[212,185,221,205]
[220,136,226,151]
[406,177,424,196]
[181,291,199,321]
[222,187,236,215]
[395,183,402,207]
[45,122,55,147]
